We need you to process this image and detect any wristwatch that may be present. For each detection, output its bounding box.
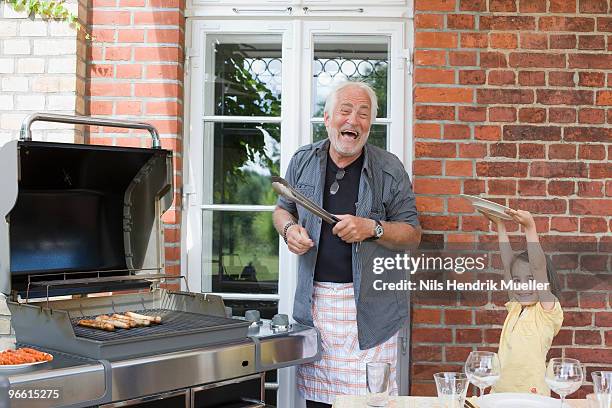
[371,219,384,241]
[365,219,384,242]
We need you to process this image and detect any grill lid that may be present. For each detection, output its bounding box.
[0,115,173,298]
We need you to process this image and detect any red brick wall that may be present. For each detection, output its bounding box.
[412,0,611,397]
[86,0,185,279]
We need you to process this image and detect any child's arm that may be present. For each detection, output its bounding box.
[480,210,513,283]
[506,209,555,310]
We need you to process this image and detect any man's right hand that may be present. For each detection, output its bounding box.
[286,224,314,255]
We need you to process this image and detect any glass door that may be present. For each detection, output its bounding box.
[187,20,296,313]
[299,20,412,403]
[202,33,283,316]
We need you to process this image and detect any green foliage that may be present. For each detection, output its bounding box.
[213,44,282,205]
[3,0,93,40]
[362,63,388,119]
[218,52,281,117]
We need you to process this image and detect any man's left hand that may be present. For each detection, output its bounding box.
[332,214,375,243]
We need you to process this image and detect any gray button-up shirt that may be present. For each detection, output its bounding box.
[277,139,419,350]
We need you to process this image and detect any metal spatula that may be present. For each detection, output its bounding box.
[271,176,339,225]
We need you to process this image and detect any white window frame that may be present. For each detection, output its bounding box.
[182,9,413,407]
[185,4,412,18]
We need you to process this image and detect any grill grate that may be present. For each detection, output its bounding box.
[71,309,243,342]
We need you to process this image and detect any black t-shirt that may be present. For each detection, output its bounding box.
[313,152,364,283]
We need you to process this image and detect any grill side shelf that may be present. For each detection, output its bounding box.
[250,324,322,372]
[0,346,113,408]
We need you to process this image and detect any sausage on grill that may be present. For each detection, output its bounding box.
[126,311,162,324]
[95,315,131,329]
[112,313,149,327]
[78,319,115,331]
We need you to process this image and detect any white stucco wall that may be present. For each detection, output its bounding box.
[0,1,86,146]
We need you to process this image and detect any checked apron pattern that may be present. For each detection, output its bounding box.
[297,282,398,404]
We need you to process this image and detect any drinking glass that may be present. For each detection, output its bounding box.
[586,394,611,408]
[545,358,584,408]
[464,351,501,397]
[366,362,390,407]
[592,371,612,408]
[434,372,469,408]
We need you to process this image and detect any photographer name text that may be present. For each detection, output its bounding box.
[373,279,550,292]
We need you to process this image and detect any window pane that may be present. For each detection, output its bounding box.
[204,122,280,205]
[312,36,389,118]
[205,34,282,117]
[203,211,278,294]
[312,123,387,150]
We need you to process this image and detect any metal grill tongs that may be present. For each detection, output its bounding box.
[271,176,339,225]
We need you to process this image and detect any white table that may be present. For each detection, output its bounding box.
[332,396,588,408]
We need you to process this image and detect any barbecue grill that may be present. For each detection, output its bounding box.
[0,113,251,361]
[0,114,320,408]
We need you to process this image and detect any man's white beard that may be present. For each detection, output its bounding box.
[327,126,370,157]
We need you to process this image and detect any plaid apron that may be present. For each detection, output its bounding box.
[297,282,398,404]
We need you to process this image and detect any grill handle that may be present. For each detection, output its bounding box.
[20,112,161,149]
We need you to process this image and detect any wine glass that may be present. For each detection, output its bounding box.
[545,358,584,408]
[464,351,501,397]
[591,371,612,408]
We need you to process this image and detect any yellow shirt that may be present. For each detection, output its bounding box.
[493,301,563,396]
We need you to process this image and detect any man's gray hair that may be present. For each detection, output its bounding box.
[323,81,378,120]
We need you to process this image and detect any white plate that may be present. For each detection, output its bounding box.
[0,351,53,370]
[460,194,513,221]
[477,393,561,408]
